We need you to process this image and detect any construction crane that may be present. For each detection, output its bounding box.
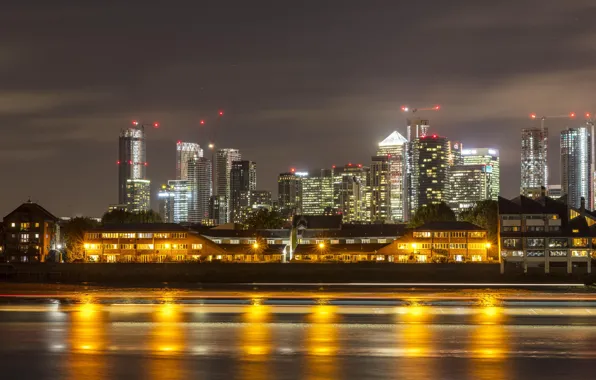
[401,105,441,140]
[584,112,596,208]
[529,112,576,131]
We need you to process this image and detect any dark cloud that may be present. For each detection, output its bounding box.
[2,0,595,216]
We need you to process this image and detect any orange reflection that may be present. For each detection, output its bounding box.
[469,324,510,380]
[68,303,106,380]
[148,303,185,380]
[305,305,339,380]
[239,304,272,380]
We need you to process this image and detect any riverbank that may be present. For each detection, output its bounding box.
[1,262,594,286]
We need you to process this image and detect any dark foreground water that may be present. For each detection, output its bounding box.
[1,301,596,380]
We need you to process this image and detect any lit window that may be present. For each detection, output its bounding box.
[192,244,203,250]
[20,234,29,243]
[10,223,15,228]
[34,223,40,228]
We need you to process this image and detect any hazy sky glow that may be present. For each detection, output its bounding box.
[2,0,596,216]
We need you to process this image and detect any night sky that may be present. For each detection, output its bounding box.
[2,0,596,217]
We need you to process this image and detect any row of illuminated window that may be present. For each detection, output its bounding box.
[502,238,590,248]
[502,226,561,232]
[501,215,559,220]
[17,233,41,243]
[413,231,485,238]
[87,232,187,239]
[9,222,42,230]
[501,250,589,258]
[85,243,203,250]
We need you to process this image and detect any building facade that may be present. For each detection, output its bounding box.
[188,157,213,223]
[1,201,59,263]
[157,184,175,223]
[250,190,273,210]
[448,164,493,215]
[230,160,257,223]
[410,135,450,212]
[377,131,408,222]
[521,127,548,198]
[302,169,334,215]
[83,224,223,263]
[277,171,304,216]
[561,127,592,210]
[461,148,500,200]
[215,148,241,223]
[369,156,391,222]
[118,124,150,212]
[167,179,192,223]
[499,195,593,274]
[176,141,203,180]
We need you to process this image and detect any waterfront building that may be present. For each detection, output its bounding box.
[1,200,59,263]
[230,160,257,223]
[410,135,450,212]
[369,156,391,222]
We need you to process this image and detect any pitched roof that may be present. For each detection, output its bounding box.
[379,131,408,146]
[414,221,485,231]
[89,223,189,232]
[3,201,58,222]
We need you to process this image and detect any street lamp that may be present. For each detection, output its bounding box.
[485,242,491,261]
[253,242,259,249]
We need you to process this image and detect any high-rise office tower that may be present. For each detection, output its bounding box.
[369,156,391,222]
[278,171,305,216]
[176,142,203,180]
[377,131,408,222]
[157,184,175,223]
[448,164,493,215]
[230,160,257,223]
[521,127,548,198]
[209,195,227,225]
[167,179,192,223]
[461,148,500,200]
[302,169,334,215]
[118,125,150,212]
[333,164,369,223]
[547,184,563,200]
[215,149,241,222]
[448,141,464,166]
[250,190,273,210]
[410,135,449,213]
[188,157,213,223]
[561,127,592,209]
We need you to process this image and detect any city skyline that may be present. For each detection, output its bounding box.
[3,1,596,217]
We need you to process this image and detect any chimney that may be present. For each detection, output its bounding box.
[581,197,586,210]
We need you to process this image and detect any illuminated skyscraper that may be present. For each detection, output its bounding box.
[377,131,408,222]
[561,127,592,209]
[278,171,305,215]
[230,160,257,222]
[333,164,369,222]
[448,164,492,215]
[521,127,548,198]
[410,135,449,213]
[157,184,175,223]
[176,142,203,180]
[215,148,241,223]
[168,179,192,223]
[369,156,391,222]
[188,157,213,223]
[461,148,500,200]
[302,169,334,215]
[118,124,150,212]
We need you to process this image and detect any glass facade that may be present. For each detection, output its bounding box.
[561,127,592,209]
[377,131,407,222]
[521,127,548,197]
[461,148,500,200]
[448,164,492,215]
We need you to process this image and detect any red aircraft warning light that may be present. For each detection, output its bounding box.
[570,112,576,118]
[434,105,440,110]
[530,113,537,119]
[219,110,224,116]
[153,122,160,128]
[200,120,205,125]
[290,168,295,173]
[132,120,139,126]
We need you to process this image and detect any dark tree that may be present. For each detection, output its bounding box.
[408,202,456,228]
[101,210,162,224]
[459,200,498,245]
[62,217,100,262]
[244,209,285,229]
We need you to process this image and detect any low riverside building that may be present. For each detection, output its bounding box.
[83,224,223,263]
[1,200,59,263]
[387,221,490,263]
[498,195,594,274]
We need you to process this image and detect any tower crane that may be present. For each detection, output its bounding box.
[401,105,441,140]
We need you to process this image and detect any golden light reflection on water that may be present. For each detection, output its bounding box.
[148,303,185,380]
[239,304,272,380]
[305,305,339,380]
[68,302,106,380]
[469,324,510,380]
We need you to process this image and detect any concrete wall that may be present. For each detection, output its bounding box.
[2,262,594,285]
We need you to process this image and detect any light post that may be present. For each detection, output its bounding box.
[318,242,325,262]
[485,242,491,262]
